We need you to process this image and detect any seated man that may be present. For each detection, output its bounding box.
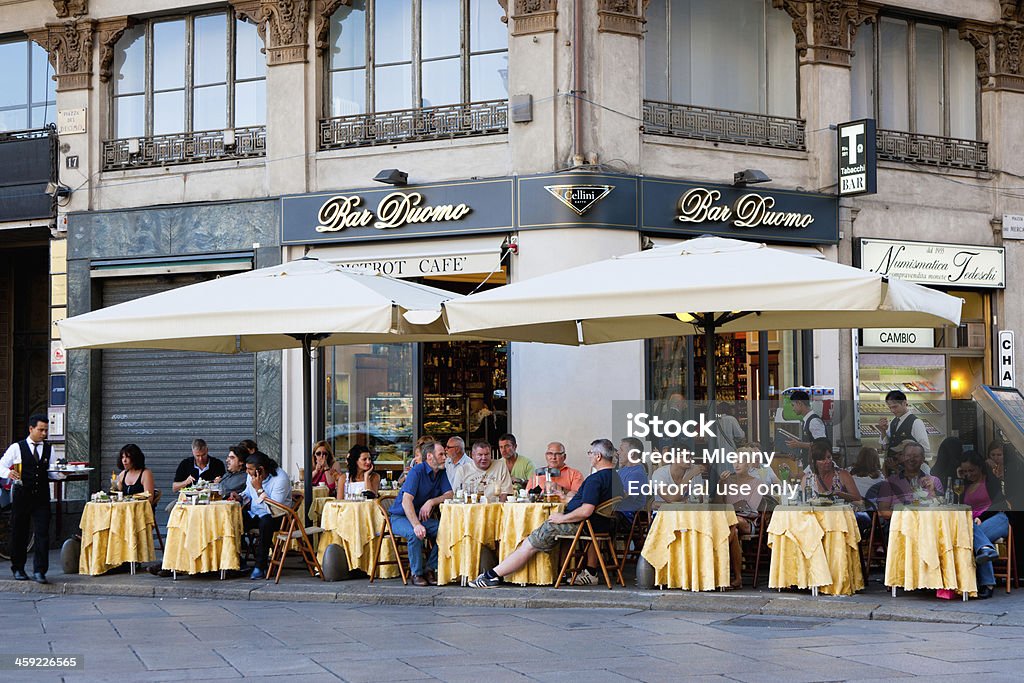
[470,439,622,588]
[498,433,535,488]
[875,440,943,519]
[616,437,651,523]
[526,442,583,494]
[444,436,474,485]
[388,439,453,586]
[242,451,292,580]
[172,438,225,492]
[450,441,514,501]
[217,444,250,500]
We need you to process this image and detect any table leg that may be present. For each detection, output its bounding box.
[963,591,968,602]
[172,570,177,581]
[130,563,135,576]
[220,569,225,581]
[812,586,818,597]
[891,585,897,598]
[54,480,63,540]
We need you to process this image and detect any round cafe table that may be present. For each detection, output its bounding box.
[885,504,977,599]
[640,504,738,591]
[78,499,155,576]
[437,502,504,585]
[767,504,864,596]
[498,502,565,585]
[161,501,243,578]
[316,500,399,578]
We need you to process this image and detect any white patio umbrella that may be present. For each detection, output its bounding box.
[437,236,963,399]
[58,257,464,513]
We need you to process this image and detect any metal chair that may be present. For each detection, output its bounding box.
[554,496,625,589]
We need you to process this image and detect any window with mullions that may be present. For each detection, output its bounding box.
[0,38,56,132]
[326,0,508,117]
[645,0,797,117]
[112,10,265,138]
[851,17,977,139]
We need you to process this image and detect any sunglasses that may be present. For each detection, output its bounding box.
[314,450,329,456]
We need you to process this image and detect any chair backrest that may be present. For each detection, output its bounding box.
[595,496,623,518]
[151,489,162,509]
[266,497,303,534]
[374,498,395,536]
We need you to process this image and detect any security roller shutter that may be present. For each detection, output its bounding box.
[99,275,255,521]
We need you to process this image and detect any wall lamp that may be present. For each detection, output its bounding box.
[733,169,771,187]
[373,168,408,186]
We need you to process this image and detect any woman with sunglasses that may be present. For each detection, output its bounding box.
[339,444,380,499]
[310,440,337,494]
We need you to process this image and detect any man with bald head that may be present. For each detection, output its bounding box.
[527,441,583,495]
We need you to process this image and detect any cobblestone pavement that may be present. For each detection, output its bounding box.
[2,593,1022,682]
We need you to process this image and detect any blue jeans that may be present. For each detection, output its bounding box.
[390,515,439,577]
[973,512,1010,587]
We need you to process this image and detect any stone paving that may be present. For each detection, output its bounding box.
[1,592,1023,682]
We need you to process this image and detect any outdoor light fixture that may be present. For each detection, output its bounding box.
[373,168,409,186]
[733,169,771,186]
[675,312,695,323]
[45,181,72,199]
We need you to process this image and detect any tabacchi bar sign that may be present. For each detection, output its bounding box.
[676,188,815,229]
[316,191,472,232]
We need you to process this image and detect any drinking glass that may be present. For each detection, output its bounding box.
[952,478,965,504]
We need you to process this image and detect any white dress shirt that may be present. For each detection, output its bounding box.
[243,468,291,518]
[0,439,59,480]
[879,412,932,458]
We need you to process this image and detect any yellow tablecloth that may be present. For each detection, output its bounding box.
[309,496,334,525]
[162,502,243,574]
[316,500,399,578]
[437,503,504,584]
[767,505,864,595]
[79,500,155,576]
[885,505,977,596]
[640,505,738,591]
[498,502,565,585]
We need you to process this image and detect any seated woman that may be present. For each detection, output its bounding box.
[216,444,250,500]
[986,441,1006,481]
[848,447,885,498]
[932,437,964,485]
[960,451,1009,599]
[309,440,338,494]
[115,443,155,496]
[719,449,764,589]
[802,439,863,505]
[397,435,433,487]
[338,444,380,499]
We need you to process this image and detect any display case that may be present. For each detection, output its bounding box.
[422,394,466,438]
[856,354,946,449]
[367,395,414,467]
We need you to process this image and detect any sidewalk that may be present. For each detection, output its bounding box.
[3,549,1022,627]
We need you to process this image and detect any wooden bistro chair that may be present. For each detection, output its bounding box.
[265,497,324,584]
[554,496,625,589]
[616,502,653,575]
[739,509,772,588]
[993,524,1019,594]
[369,498,410,585]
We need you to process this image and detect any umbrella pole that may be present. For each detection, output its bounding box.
[704,319,716,402]
[303,334,313,524]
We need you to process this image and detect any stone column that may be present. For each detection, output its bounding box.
[233,0,312,195]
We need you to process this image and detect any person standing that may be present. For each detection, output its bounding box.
[877,390,931,460]
[0,414,55,583]
[784,390,827,466]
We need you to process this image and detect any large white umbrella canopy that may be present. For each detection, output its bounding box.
[58,257,462,516]
[58,257,458,353]
[439,236,963,344]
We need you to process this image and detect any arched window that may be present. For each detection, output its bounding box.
[112,10,266,138]
[0,38,56,132]
[326,0,508,117]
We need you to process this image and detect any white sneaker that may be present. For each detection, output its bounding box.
[571,568,598,586]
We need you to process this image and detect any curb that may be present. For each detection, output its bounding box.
[0,577,1015,626]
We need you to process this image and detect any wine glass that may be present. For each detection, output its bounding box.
[952,478,965,504]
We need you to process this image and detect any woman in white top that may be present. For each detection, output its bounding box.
[848,446,886,498]
[337,444,380,499]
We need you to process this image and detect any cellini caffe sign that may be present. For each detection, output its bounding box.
[860,238,1005,289]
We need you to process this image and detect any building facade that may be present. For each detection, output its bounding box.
[2,0,1021,482]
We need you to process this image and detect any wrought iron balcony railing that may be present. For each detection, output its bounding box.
[876,129,988,172]
[318,99,508,150]
[642,100,806,151]
[101,126,266,171]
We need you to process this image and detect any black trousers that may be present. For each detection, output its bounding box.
[243,512,282,571]
[11,487,50,575]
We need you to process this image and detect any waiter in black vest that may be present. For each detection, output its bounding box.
[0,414,55,583]
[877,390,931,461]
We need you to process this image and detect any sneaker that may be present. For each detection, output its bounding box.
[571,569,598,586]
[468,572,502,589]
